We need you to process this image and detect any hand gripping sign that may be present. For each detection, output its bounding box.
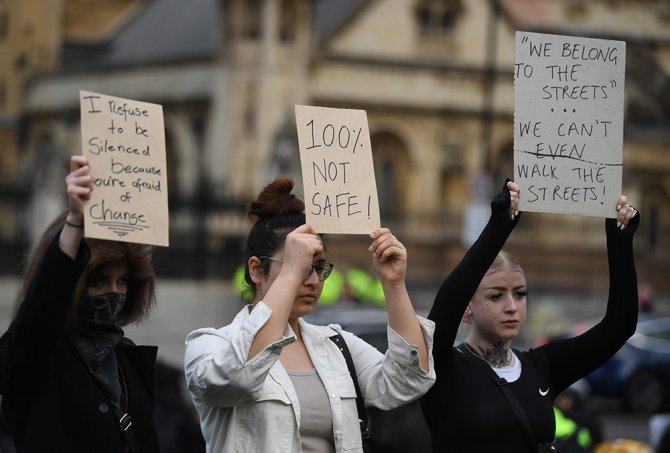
[295,105,381,234]
[514,32,626,218]
[80,90,169,246]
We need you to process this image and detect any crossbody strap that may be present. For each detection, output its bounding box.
[495,378,538,451]
[329,332,371,443]
[116,363,140,453]
[458,344,538,451]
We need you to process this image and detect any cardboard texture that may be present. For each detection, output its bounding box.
[80,90,169,246]
[514,31,626,218]
[295,105,381,234]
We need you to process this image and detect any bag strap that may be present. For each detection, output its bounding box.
[458,344,538,451]
[116,362,140,453]
[329,332,371,443]
[112,407,140,452]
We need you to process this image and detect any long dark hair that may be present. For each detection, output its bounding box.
[244,176,306,298]
[18,211,156,327]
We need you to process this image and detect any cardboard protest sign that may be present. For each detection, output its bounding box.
[80,90,169,246]
[295,105,380,234]
[514,31,626,218]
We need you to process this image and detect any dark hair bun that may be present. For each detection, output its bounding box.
[247,176,305,222]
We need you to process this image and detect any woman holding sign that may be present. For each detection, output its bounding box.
[0,155,159,452]
[184,176,435,452]
[420,180,639,452]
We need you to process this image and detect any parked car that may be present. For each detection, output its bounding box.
[306,303,436,453]
[546,315,670,413]
[589,316,670,413]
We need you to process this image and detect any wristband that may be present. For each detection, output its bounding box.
[65,219,84,229]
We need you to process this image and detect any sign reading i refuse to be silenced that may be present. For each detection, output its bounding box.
[514,31,626,218]
[80,90,169,246]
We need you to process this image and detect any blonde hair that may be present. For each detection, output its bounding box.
[489,250,523,273]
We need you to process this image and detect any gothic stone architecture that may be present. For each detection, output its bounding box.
[1,0,669,299]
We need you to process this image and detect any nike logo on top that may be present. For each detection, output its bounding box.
[539,388,549,396]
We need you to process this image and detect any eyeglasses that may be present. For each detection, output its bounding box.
[259,256,334,281]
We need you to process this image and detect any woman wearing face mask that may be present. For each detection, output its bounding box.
[1,155,159,452]
[184,176,435,453]
[420,180,639,452]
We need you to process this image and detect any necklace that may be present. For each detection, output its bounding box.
[464,342,514,368]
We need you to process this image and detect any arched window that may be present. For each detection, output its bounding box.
[268,118,302,191]
[0,9,8,41]
[279,0,296,42]
[491,140,514,190]
[242,0,262,39]
[164,129,178,200]
[370,131,410,222]
[643,189,670,259]
[415,0,462,34]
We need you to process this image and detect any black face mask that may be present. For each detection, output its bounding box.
[78,292,126,329]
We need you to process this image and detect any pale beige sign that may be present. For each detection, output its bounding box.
[80,90,169,246]
[514,32,625,218]
[295,105,380,234]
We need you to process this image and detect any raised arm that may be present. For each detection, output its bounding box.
[59,155,92,258]
[429,180,520,369]
[3,156,93,390]
[369,228,429,371]
[543,197,639,390]
[246,224,323,360]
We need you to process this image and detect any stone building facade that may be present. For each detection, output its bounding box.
[1,0,669,297]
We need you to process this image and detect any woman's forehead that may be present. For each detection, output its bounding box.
[95,260,129,275]
[482,267,526,284]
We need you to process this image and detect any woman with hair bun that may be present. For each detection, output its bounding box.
[184,176,435,453]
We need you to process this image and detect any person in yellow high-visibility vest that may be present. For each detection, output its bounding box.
[553,406,591,452]
[236,264,345,305]
[345,268,385,307]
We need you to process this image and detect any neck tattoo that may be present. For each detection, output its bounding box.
[465,342,513,368]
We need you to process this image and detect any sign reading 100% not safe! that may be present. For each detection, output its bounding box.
[296,105,380,235]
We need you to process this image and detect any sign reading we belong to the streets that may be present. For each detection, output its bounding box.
[514,31,626,218]
[80,90,169,246]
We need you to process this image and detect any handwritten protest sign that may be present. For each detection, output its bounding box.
[80,90,169,246]
[514,32,626,218]
[295,105,380,234]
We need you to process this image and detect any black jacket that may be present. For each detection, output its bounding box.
[0,234,159,452]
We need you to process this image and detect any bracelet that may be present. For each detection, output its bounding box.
[65,219,84,229]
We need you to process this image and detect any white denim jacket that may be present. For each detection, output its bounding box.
[184,302,435,453]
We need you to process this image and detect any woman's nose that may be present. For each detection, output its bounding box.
[304,267,320,285]
[504,294,518,311]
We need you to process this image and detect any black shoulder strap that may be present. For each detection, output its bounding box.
[329,332,371,443]
[116,361,140,453]
[458,344,538,451]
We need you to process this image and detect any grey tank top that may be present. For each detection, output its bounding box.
[287,369,336,453]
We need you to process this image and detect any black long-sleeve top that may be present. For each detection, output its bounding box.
[420,190,639,453]
[0,234,159,452]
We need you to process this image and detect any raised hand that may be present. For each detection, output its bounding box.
[281,224,324,283]
[507,180,520,219]
[65,155,93,223]
[369,228,407,286]
[615,195,637,230]
[491,179,522,223]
